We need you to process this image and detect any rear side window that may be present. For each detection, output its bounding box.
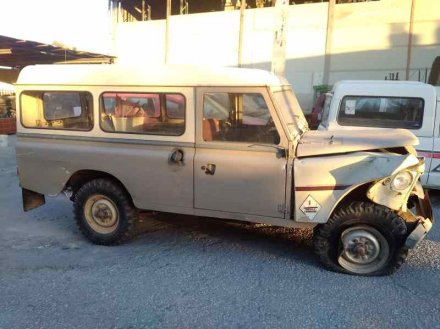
[100,92,185,136]
[337,96,424,129]
[21,91,93,131]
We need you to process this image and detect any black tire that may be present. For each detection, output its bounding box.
[313,202,409,276]
[73,178,137,245]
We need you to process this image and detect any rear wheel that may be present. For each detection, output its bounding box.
[73,179,137,245]
[313,202,408,276]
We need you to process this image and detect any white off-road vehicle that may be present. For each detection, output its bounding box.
[317,80,440,189]
[15,64,433,276]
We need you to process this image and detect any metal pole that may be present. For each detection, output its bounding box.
[118,1,122,23]
[238,0,246,67]
[180,0,188,15]
[165,0,171,64]
[406,0,416,80]
[323,0,335,86]
[271,0,289,76]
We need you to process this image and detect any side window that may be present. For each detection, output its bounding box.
[100,92,185,136]
[338,96,424,129]
[166,94,185,119]
[21,91,93,131]
[202,92,280,144]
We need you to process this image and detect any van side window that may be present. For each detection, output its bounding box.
[337,96,424,129]
[100,92,185,136]
[203,92,280,144]
[20,91,93,131]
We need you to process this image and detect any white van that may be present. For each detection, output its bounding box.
[318,80,440,188]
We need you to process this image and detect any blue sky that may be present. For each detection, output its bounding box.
[0,0,111,54]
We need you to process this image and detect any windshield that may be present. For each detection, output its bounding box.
[272,88,308,140]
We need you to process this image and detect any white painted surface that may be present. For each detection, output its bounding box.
[16,64,289,87]
[114,0,440,113]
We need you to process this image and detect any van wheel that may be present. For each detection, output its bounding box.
[73,179,137,245]
[313,202,408,276]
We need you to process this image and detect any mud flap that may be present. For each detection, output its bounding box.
[22,188,45,211]
[415,189,433,221]
[405,190,434,248]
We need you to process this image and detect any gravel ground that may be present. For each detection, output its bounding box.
[1,134,439,329]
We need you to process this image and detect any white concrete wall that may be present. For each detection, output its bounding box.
[113,0,440,113]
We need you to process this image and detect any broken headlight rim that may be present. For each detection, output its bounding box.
[390,170,413,191]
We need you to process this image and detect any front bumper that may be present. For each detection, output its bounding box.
[405,191,433,248]
[405,217,433,248]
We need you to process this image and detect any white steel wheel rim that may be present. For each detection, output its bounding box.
[338,225,389,275]
[84,194,119,234]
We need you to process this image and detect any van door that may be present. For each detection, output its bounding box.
[425,98,440,187]
[193,87,289,218]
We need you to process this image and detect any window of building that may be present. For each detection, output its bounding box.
[100,92,185,136]
[337,96,424,129]
[203,92,279,144]
[21,91,93,130]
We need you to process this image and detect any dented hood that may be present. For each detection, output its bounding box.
[296,128,419,157]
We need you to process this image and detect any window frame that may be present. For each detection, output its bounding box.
[20,90,94,132]
[336,94,424,130]
[99,91,186,136]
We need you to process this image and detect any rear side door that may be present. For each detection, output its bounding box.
[193,87,290,218]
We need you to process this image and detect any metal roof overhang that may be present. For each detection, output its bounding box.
[0,35,115,68]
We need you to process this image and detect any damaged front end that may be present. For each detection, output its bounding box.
[367,156,433,248]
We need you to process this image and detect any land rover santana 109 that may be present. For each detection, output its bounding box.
[15,64,433,276]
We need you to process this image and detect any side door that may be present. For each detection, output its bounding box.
[426,99,440,187]
[95,89,195,214]
[194,87,290,218]
[417,135,434,186]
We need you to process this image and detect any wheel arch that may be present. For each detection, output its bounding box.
[65,170,133,203]
[328,181,373,218]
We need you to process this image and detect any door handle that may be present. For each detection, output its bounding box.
[201,163,216,175]
[169,149,184,164]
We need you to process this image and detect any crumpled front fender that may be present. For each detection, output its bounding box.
[367,155,424,212]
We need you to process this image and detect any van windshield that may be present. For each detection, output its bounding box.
[272,88,308,140]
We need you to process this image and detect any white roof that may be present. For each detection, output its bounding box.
[331,79,436,98]
[334,80,427,86]
[16,64,289,87]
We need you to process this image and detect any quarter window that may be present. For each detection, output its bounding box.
[100,92,185,136]
[203,92,279,144]
[338,96,424,129]
[20,91,93,130]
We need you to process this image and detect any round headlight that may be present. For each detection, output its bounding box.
[391,171,413,191]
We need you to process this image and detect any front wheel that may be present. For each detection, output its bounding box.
[313,202,409,276]
[73,179,137,245]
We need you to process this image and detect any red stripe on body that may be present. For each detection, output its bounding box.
[295,185,351,191]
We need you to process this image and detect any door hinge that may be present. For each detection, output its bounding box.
[277,204,288,214]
